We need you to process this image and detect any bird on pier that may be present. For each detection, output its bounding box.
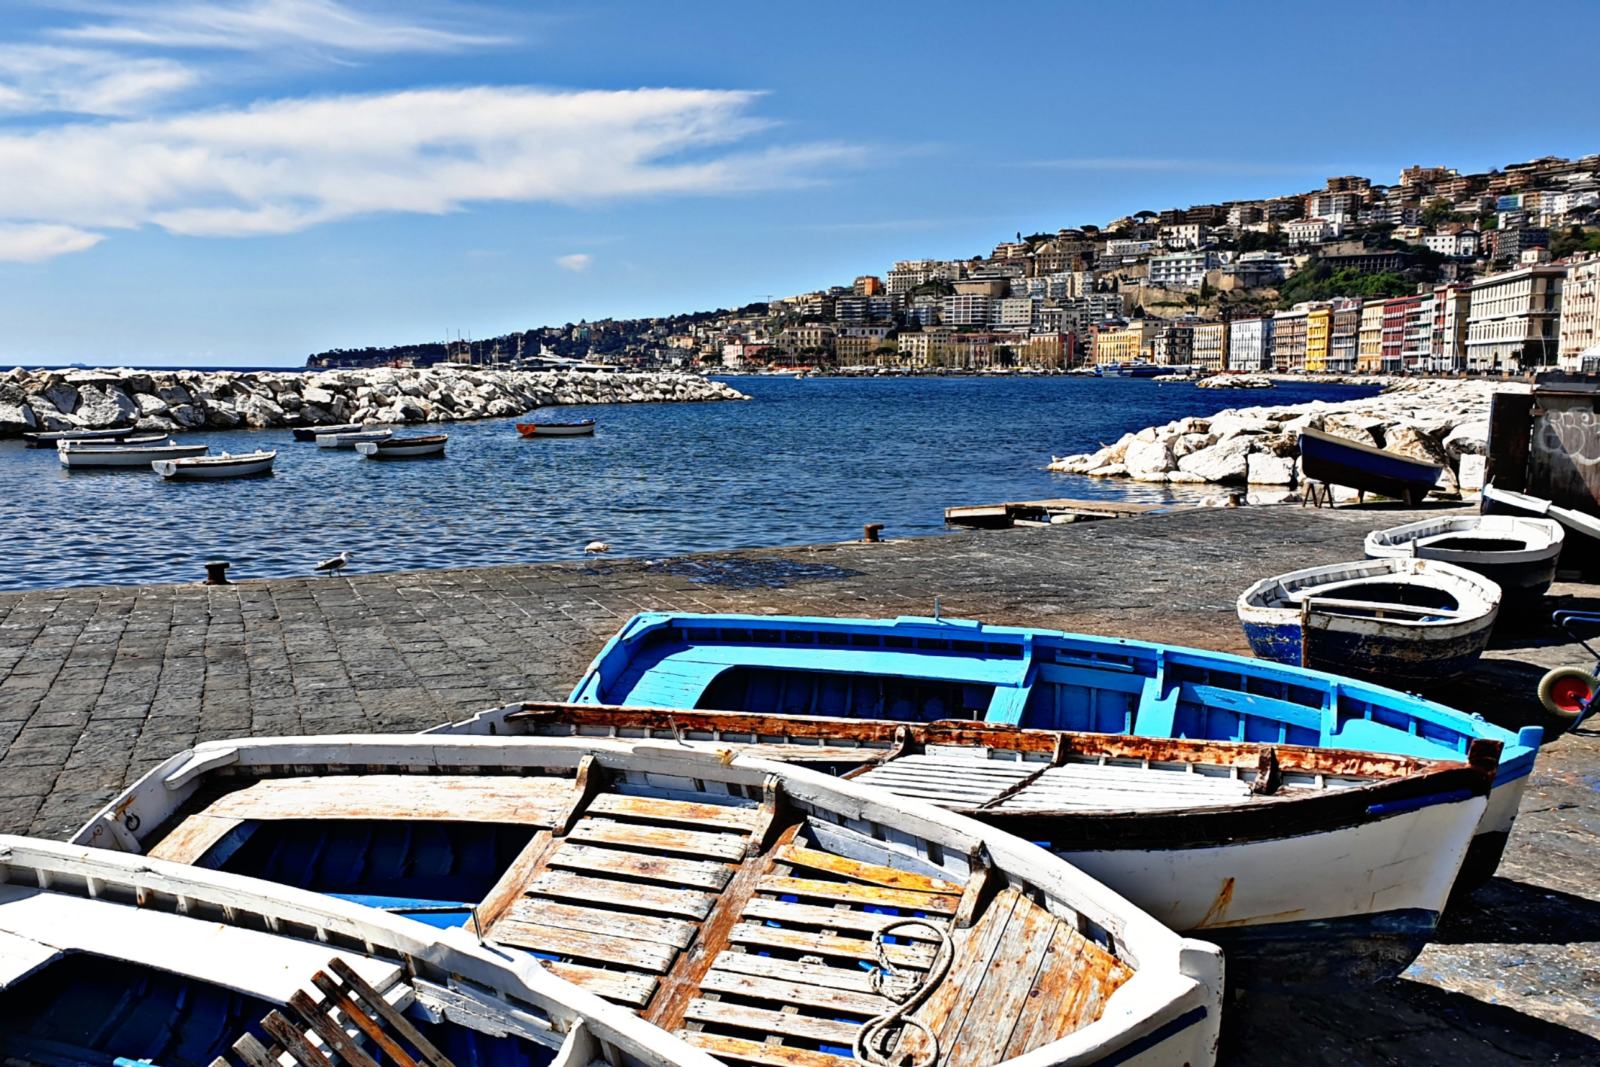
[315,550,351,575]
[584,541,610,555]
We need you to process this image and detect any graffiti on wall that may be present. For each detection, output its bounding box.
[1530,394,1600,509]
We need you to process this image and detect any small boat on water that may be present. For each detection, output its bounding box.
[436,703,1499,987]
[57,432,171,448]
[556,612,1541,890]
[1365,514,1563,604]
[1482,480,1600,576]
[21,425,140,448]
[1298,427,1443,504]
[316,428,392,448]
[58,441,209,469]
[153,449,276,479]
[1238,557,1501,688]
[76,734,1225,1067]
[355,433,448,458]
[517,419,596,437]
[0,835,713,1067]
[293,421,364,441]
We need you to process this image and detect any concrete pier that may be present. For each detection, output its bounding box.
[1,505,1596,1062]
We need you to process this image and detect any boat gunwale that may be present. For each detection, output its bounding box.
[1364,515,1564,568]
[1236,557,1502,636]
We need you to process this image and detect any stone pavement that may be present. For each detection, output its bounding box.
[1,504,1596,1062]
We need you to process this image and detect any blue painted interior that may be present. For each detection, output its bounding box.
[196,819,535,926]
[570,612,1540,783]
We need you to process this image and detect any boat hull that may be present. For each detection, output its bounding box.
[1482,482,1600,578]
[22,426,136,447]
[316,431,391,448]
[58,445,209,468]
[1365,516,1563,605]
[153,454,275,479]
[1299,427,1442,503]
[292,423,362,441]
[356,437,447,458]
[516,421,595,437]
[1240,615,1495,689]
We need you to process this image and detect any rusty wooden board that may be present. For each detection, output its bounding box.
[567,817,751,861]
[586,792,767,832]
[146,813,243,863]
[203,774,571,826]
[677,1032,853,1067]
[524,869,718,919]
[773,842,963,894]
[548,841,736,891]
[539,961,659,1007]
[503,898,697,950]
[755,874,960,913]
[683,999,861,1046]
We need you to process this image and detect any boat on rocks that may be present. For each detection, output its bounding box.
[153,449,277,479]
[517,419,596,437]
[552,612,1540,889]
[76,734,1226,1067]
[355,433,448,459]
[1238,557,1501,688]
[317,428,393,448]
[1482,481,1600,577]
[1298,427,1443,504]
[21,426,140,448]
[0,835,717,1067]
[1364,514,1564,605]
[57,440,208,469]
[293,422,364,441]
[435,703,1500,988]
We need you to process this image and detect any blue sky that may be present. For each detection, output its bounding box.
[1,1,1598,367]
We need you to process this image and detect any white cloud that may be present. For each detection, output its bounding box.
[0,45,197,116]
[0,86,855,259]
[55,0,508,53]
[0,223,104,262]
[555,253,592,272]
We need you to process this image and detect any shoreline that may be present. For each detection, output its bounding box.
[0,365,747,438]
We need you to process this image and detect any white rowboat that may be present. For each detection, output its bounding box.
[355,433,448,458]
[153,450,276,479]
[316,429,393,448]
[58,442,209,469]
[1365,514,1563,603]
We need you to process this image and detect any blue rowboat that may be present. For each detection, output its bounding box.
[1237,557,1502,688]
[567,612,1540,893]
[1298,426,1443,504]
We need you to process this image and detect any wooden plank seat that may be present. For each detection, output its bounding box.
[202,775,576,826]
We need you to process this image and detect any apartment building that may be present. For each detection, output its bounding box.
[1423,230,1481,257]
[1091,321,1160,365]
[885,259,962,294]
[941,294,992,327]
[1430,284,1471,372]
[1465,261,1566,371]
[1304,304,1333,372]
[1356,300,1386,373]
[1148,251,1220,288]
[990,297,1037,329]
[1402,293,1436,372]
[1271,306,1309,372]
[1227,317,1274,371]
[896,328,953,368]
[1380,297,1412,373]
[1153,321,1196,365]
[777,324,836,359]
[1329,298,1362,372]
[1159,223,1207,249]
[835,325,894,366]
[1191,321,1228,371]
[1284,218,1336,247]
[1558,256,1600,372]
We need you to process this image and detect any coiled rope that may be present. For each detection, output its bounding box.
[854,918,954,1067]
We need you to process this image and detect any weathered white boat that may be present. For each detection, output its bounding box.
[317,429,393,448]
[57,432,172,448]
[153,449,277,479]
[1238,557,1501,688]
[77,734,1225,1067]
[58,441,209,469]
[1365,514,1563,604]
[355,433,448,459]
[293,422,364,441]
[0,835,720,1067]
[516,420,596,438]
[21,426,138,448]
[436,703,1498,988]
[1482,480,1600,575]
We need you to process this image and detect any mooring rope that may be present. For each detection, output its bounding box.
[854,918,955,1067]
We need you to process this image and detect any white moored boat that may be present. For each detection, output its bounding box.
[21,426,139,448]
[1365,514,1564,604]
[153,450,276,479]
[57,432,171,448]
[76,734,1226,1067]
[355,433,448,458]
[58,441,209,469]
[316,429,392,448]
[0,835,722,1067]
[1239,557,1502,688]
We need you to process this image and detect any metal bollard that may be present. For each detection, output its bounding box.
[863,523,884,543]
[203,560,231,585]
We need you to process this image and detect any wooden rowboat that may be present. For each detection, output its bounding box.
[435,703,1498,988]
[58,441,208,469]
[0,835,719,1067]
[77,734,1226,1067]
[517,419,596,437]
[1365,513,1563,604]
[21,426,139,448]
[355,433,448,458]
[316,429,392,448]
[555,612,1541,892]
[56,432,171,448]
[1298,427,1443,504]
[1482,480,1600,577]
[153,450,276,479]
[293,422,364,441]
[1238,557,1501,688]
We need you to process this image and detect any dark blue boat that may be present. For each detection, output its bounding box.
[1298,426,1443,504]
[569,611,1540,890]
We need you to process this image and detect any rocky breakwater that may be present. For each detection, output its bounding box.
[1047,379,1521,499]
[0,366,747,437]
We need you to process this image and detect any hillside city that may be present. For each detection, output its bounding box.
[309,153,1600,377]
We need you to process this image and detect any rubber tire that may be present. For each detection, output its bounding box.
[1537,666,1600,723]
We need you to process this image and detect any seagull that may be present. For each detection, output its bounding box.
[584,541,610,555]
[315,550,351,575]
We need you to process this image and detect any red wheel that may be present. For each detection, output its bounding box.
[1538,666,1599,723]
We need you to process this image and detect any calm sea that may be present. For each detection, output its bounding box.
[0,375,1378,591]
